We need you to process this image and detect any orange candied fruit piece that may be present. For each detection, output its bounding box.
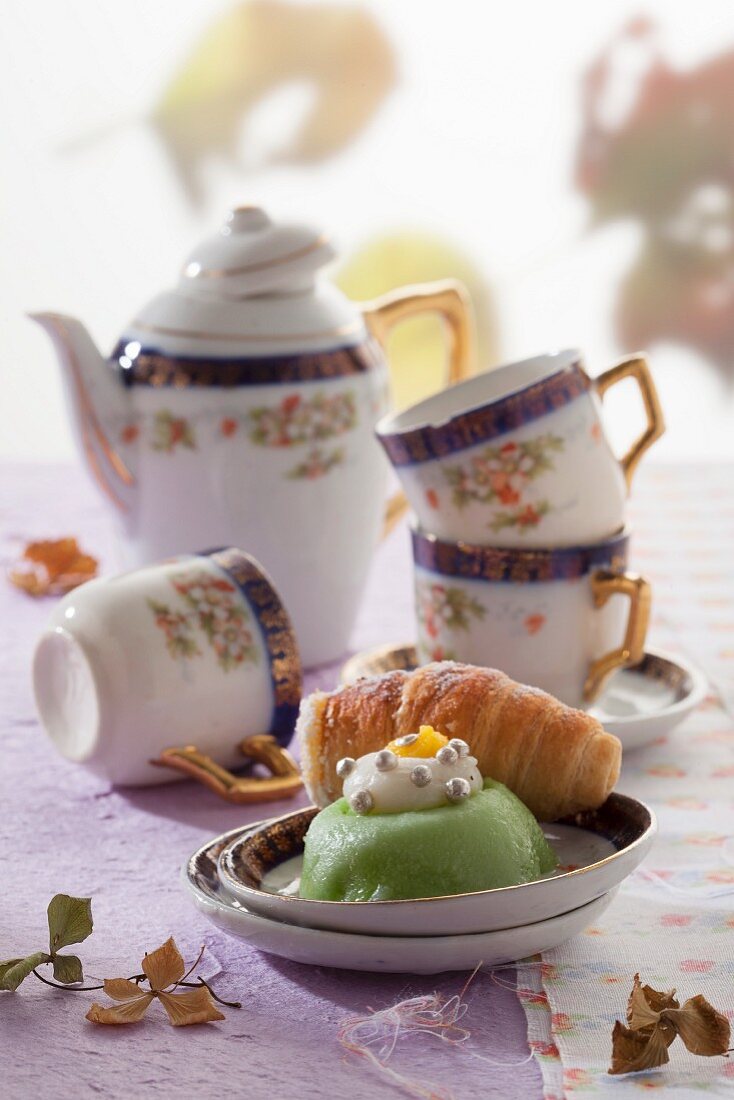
[387,725,449,758]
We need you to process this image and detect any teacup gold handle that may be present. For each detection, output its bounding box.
[583,570,652,703]
[150,734,303,803]
[594,354,665,489]
[361,280,476,540]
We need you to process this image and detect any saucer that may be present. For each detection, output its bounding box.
[217,794,654,936]
[588,650,707,750]
[183,826,619,974]
[340,645,706,751]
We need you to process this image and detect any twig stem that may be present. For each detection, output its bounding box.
[31,968,240,1007]
[189,976,241,1008]
[32,969,104,991]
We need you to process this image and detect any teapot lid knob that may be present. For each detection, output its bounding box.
[180,205,335,299]
[223,206,271,234]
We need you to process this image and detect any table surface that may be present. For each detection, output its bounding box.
[1,463,538,1100]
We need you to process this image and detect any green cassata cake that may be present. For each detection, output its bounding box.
[299,725,557,902]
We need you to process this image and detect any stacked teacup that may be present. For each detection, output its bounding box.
[376,349,665,710]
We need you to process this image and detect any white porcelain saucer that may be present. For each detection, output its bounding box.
[341,645,707,753]
[183,826,619,974]
[588,649,707,750]
[217,794,654,936]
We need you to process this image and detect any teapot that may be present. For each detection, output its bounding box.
[32,206,474,665]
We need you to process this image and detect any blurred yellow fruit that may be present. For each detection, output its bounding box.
[152,0,397,204]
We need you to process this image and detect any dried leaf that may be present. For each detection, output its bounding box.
[8,539,97,598]
[141,937,185,992]
[103,978,147,1001]
[0,952,51,992]
[609,1019,675,1074]
[611,974,730,1076]
[47,895,93,952]
[627,972,679,1030]
[158,986,225,1027]
[51,954,83,985]
[666,995,731,1056]
[86,992,153,1026]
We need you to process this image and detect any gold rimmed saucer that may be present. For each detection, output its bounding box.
[213,793,653,937]
[184,822,619,974]
[340,644,707,751]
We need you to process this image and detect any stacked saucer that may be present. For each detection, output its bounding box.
[183,793,655,975]
[375,349,666,719]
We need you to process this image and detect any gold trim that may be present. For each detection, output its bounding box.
[47,315,135,511]
[151,735,303,804]
[594,354,665,488]
[361,279,475,388]
[129,318,364,344]
[209,547,302,716]
[378,361,590,467]
[412,524,630,584]
[120,339,382,387]
[381,491,409,541]
[184,234,330,279]
[362,279,475,542]
[583,571,652,701]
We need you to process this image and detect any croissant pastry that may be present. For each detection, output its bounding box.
[298,662,621,821]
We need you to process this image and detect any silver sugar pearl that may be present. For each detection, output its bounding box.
[436,744,459,766]
[448,738,470,758]
[394,733,418,747]
[349,789,374,815]
[445,777,472,802]
[375,749,399,772]
[410,764,433,788]
[336,757,356,778]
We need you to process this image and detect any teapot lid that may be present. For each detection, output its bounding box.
[179,206,336,300]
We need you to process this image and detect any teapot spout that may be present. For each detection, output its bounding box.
[29,312,135,509]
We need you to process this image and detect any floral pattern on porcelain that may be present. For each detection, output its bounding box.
[149,569,259,672]
[442,433,564,533]
[248,391,356,447]
[415,579,485,662]
[525,613,547,635]
[286,446,344,480]
[117,389,358,479]
[151,410,197,453]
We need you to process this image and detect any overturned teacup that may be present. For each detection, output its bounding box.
[378,350,664,547]
[412,526,651,708]
[33,548,303,795]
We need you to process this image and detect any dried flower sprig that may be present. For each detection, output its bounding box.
[86,938,229,1027]
[1,895,239,1028]
[609,973,731,1075]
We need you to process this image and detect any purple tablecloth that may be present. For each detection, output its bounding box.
[0,464,538,1100]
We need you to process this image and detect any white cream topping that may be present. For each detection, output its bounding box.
[342,751,483,813]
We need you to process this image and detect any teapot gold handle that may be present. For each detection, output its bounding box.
[361,279,476,539]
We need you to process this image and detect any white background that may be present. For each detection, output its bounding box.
[2,0,733,462]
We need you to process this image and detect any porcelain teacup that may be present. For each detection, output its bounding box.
[32,547,303,793]
[378,350,664,547]
[411,525,651,708]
